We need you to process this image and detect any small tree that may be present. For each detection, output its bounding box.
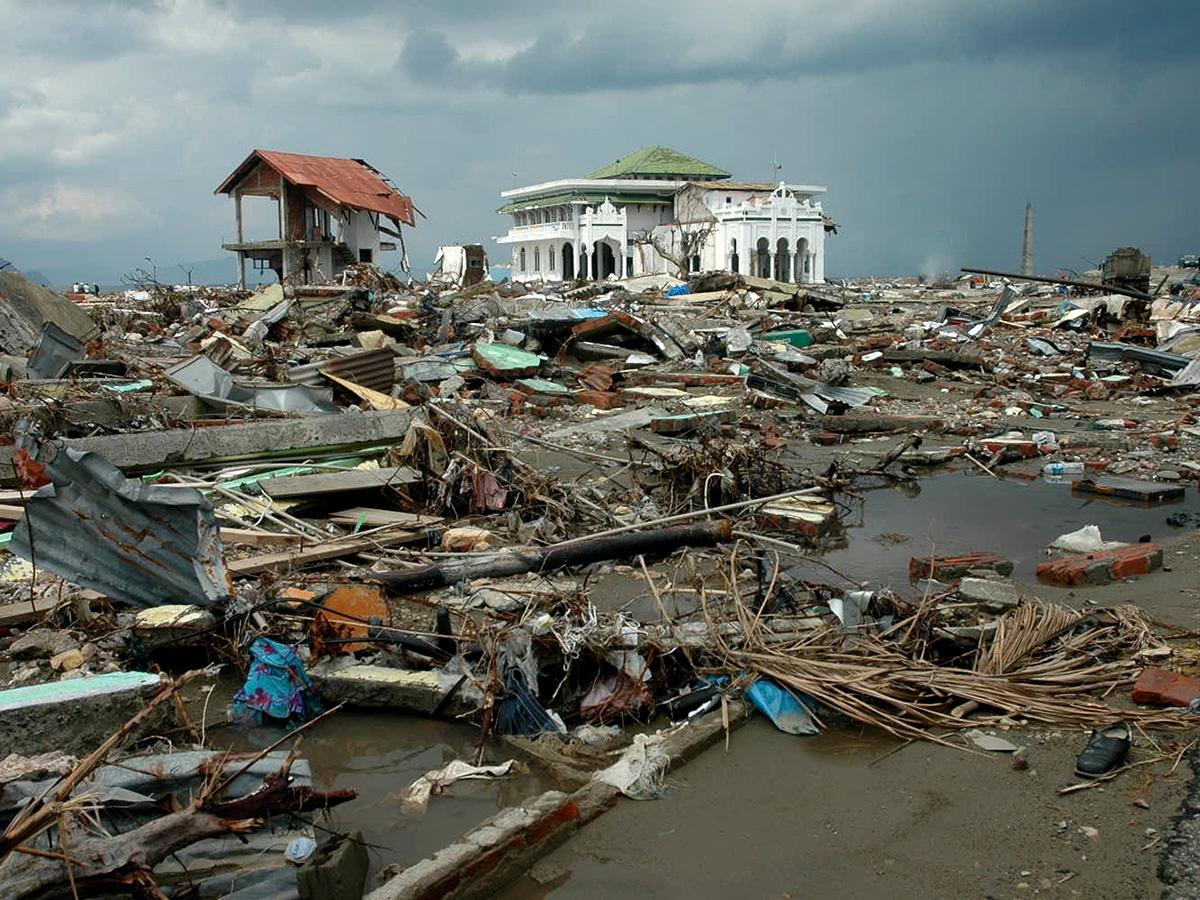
[630,220,716,279]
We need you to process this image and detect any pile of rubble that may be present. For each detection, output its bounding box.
[1,258,1200,898]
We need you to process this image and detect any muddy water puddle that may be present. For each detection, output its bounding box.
[815,470,1200,588]
[208,698,564,883]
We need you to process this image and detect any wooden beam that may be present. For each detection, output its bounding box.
[328,508,442,528]
[228,530,422,576]
[218,528,303,547]
[261,466,420,500]
[0,600,51,628]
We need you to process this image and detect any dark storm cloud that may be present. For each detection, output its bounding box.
[402,0,1200,94]
[2,0,1198,282]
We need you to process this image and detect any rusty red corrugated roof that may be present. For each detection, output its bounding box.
[215,149,416,227]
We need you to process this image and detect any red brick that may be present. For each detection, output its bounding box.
[1132,667,1200,707]
[624,372,743,387]
[1036,543,1162,586]
[908,552,1013,581]
[573,390,624,410]
[980,439,1038,459]
[812,431,847,446]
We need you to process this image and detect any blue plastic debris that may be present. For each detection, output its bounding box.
[285,836,318,864]
[496,668,559,736]
[746,678,820,735]
[232,638,323,725]
[665,284,691,296]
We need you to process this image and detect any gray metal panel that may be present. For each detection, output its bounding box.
[26,322,84,379]
[167,354,341,415]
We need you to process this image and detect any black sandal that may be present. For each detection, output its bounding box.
[1074,722,1131,778]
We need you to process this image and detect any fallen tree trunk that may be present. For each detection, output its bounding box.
[0,777,355,899]
[376,520,733,594]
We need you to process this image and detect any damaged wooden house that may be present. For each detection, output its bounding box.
[215,149,418,286]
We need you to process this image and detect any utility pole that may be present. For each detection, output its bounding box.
[1021,203,1034,276]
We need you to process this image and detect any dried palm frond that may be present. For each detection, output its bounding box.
[702,586,1188,746]
[976,601,1083,674]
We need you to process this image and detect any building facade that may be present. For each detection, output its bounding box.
[215,150,416,286]
[496,146,835,284]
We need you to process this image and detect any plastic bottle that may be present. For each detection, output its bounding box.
[1042,461,1085,476]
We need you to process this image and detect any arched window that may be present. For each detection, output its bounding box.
[519,247,526,271]
[534,247,540,271]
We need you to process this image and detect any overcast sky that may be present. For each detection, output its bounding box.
[2,0,1197,283]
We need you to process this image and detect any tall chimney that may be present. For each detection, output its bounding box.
[1021,203,1034,276]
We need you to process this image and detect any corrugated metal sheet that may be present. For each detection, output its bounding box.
[287,347,396,393]
[9,438,230,609]
[215,149,416,227]
[166,354,341,415]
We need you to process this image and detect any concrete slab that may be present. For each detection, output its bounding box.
[133,605,217,647]
[0,671,166,756]
[0,409,414,481]
[310,664,477,717]
[957,577,1020,610]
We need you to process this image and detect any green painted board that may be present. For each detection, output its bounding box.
[472,342,542,375]
[517,378,570,395]
[764,329,814,349]
[0,671,160,712]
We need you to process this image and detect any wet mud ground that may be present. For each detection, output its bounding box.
[207,459,1200,897]
[496,473,1200,900]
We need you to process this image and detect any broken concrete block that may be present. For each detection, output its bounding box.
[0,671,166,756]
[50,648,86,671]
[310,664,476,717]
[298,830,369,900]
[133,604,218,648]
[958,577,1020,611]
[10,630,78,660]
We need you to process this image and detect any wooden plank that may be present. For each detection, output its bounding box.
[261,466,420,500]
[227,530,422,576]
[0,504,25,519]
[218,527,303,547]
[1071,476,1185,504]
[322,372,409,410]
[328,508,443,528]
[0,600,50,627]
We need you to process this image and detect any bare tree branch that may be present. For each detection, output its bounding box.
[629,219,716,279]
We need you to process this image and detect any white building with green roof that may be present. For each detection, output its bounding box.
[496,146,834,283]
